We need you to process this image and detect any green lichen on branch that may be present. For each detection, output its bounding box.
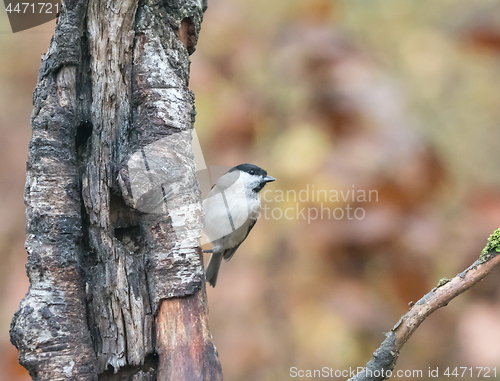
[436,277,450,288]
[480,228,500,262]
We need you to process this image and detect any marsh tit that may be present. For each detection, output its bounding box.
[203,164,276,287]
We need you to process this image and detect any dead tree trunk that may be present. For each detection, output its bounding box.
[10,0,222,379]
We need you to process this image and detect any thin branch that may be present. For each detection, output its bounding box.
[349,229,500,381]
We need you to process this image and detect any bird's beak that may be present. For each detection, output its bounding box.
[263,175,276,183]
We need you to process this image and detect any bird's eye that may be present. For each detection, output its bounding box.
[249,169,255,175]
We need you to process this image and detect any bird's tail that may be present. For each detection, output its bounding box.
[206,252,223,287]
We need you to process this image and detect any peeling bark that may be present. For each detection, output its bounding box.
[11,0,221,379]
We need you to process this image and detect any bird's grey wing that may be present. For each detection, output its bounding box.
[222,218,257,262]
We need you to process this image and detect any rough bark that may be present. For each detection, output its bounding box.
[11,0,222,379]
[9,0,98,379]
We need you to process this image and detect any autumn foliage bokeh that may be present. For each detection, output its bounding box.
[2,0,500,380]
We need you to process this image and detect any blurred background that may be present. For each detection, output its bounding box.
[2,0,500,380]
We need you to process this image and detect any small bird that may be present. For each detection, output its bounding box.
[203,164,276,287]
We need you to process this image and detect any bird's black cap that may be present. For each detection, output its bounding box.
[229,163,268,177]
